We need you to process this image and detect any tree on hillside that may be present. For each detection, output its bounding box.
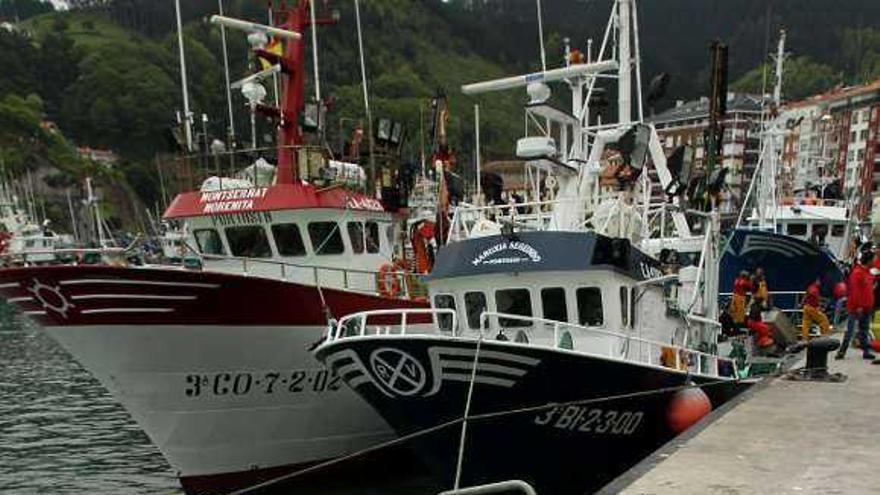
[841,28,880,85]
[0,29,38,97]
[731,56,841,101]
[0,0,53,21]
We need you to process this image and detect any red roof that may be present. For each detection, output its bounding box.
[163,182,386,219]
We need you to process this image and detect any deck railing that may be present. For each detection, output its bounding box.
[200,253,427,299]
[329,308,737,379]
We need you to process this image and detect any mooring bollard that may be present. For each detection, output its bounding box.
[786,336,846,382]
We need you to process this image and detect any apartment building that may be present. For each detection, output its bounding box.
[649,93,763,214]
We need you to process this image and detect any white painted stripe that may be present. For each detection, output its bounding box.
[80,308,175,315]
[22,310,47,316]
[60,279,219,289]
[439,360,528,377]
[70,294,197,301]
[7,296,34,303]
[349,376,372,387]
[434,347,541,366]
[441,373,516,388]
[0,282,20,289]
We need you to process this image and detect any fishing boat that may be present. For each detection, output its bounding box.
[720,31,846,312]
[316,2,752,493]
[0,3,428,493]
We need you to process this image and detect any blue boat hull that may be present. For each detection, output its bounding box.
[720,229,844,312]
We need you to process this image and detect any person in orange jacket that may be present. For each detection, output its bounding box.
[730,270,752,325]
[746,304,775,351]
[837,250,877,360]
[801,277,830,340]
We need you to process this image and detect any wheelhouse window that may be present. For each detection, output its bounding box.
[308,222,345,255]
[434,294,457,332]
[271,223,306,256]
[541,287,568,323]
[464,291,488,330]
[366,221,380,253]
[225,226,271,257]
[496,289,533,328]
[831,224,846,237]
[347,222,365,254]
[786,223,807,236]
[577,287,603,326]
[620,287,630,327]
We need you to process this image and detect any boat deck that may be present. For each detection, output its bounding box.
[612,343,880,495]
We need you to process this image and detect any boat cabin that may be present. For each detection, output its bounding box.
[164,181,404,294]
[747,203,849,259]
[423,231,687,353]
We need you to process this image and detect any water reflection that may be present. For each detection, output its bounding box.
[0,305,178,494]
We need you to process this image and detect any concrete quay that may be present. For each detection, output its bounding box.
[614,351,880,495]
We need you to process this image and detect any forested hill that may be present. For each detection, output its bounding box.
[0,0,879,231]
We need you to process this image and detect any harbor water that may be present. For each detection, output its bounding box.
[0,304,178,494]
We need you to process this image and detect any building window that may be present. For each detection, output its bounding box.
[225,226,272,258]
[194,228,225,255]
[464,291,487,330]
[496,289,533,327]
[541,287,568,323]
[271,223,306,256]
[308,222,345,255]
[576,287,604,327]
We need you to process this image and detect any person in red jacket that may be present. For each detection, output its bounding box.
[836,250,877,360]
[801,277,830,340]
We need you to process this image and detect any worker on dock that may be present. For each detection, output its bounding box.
[801,277,830,340]
[730,270,752,325]
[836,249,877,360]
[752,267,769,310]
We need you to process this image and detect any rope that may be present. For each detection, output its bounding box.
[219,375,744,495]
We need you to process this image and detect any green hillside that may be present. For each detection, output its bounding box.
[2,0,880,233]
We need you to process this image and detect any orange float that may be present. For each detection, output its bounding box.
[666,387,712,433]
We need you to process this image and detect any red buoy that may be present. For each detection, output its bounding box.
[833,282,847,299]
[666,387,712,433]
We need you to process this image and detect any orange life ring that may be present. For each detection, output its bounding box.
[377,262,401,298]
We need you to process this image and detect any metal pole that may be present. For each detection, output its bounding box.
[174,0,193,151]
[218,0,236,146]
[66,188,79,243]
[474,104,481,204]
[354,0,376,193]
[309,0,321,103]
[617,0,632,124]
[536,0,547,72]
[632,0,644,122]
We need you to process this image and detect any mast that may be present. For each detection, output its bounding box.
[617,0,632,125]
[174,0,193,152]
[218,0,236,147]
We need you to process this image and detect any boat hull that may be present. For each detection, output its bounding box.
[316,335,750,495]
[721,229,844,310]
[0,265,429,494]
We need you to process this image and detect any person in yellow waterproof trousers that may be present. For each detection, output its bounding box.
[801,277,830,340]
[730,271,752,325]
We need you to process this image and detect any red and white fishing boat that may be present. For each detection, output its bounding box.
[0,3,427,494]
